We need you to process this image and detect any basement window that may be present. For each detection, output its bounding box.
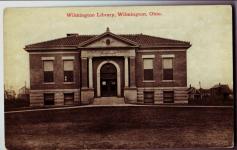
[64,93,74,105]
[144,91,154,104]
[163,91,174,103]
[44,93,55,105]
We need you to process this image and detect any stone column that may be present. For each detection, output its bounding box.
[88,57,93,89]
[124,56,129,87]
[81,57,88,88]
[129,56,136,87]
[81,57,94,105]
[124,56,137,104]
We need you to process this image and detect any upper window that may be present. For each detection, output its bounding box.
[143,58,154,80]
[163,58,173,80]
[64,60,74,82]
[43,60,54,82]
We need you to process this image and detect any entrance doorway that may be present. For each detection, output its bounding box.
[100,63,117,97]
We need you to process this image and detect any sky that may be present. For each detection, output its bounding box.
[4,5,233,92]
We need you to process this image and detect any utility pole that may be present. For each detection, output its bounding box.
[199,81,201,89]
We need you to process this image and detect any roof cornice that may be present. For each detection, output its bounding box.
[24,47,78,52]
[140,44,191,49]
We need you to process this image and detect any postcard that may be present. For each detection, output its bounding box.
[4,5,233,149]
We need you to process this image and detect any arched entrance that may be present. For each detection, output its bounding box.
[97,61,121,97]
[100,63,117,97]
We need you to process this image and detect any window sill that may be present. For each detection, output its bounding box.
[162,80,175,82]
[43,82,55,84]
[143,80,155,83]
[63,82,75,84]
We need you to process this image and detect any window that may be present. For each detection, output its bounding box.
[163,91,174,103]
[43,60,54,82]
[64,93,74,105]
[144,91,154,104]
[163,58,173,80]
[64,60,74,82]
[44,93,54,105]
[143,58,154,80]
[106,39,111,45]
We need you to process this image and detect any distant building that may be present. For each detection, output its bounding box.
[199,88,211,100]
[210,83,232,99]
[4,89,16,100]
[187,86,201,101]
[24,28,191,106]
[187,83,211,101]
[17,86,30,100]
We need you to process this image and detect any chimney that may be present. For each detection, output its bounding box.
[67,33,78,37]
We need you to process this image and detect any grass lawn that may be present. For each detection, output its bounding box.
[5,106,234,149]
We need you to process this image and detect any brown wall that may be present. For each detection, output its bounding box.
[136,51,187,87]
[30,52,81,90]
[29,50,187,91]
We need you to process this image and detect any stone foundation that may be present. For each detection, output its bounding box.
[29,89,80,106]
[29,87,188,106]
[124,87,137,104]
[81,88,94,105]
[137,87,188,104]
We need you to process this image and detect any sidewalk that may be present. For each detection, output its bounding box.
[5,104,233,114]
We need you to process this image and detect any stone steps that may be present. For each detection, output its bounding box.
[92,97,125,105]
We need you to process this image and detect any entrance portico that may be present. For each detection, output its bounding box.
[80,49,137,104]
[80,53,137,104]
[79,28,138,104]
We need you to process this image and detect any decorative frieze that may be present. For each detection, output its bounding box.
[81,49,135,58]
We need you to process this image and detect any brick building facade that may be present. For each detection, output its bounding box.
[25,28,191,106]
